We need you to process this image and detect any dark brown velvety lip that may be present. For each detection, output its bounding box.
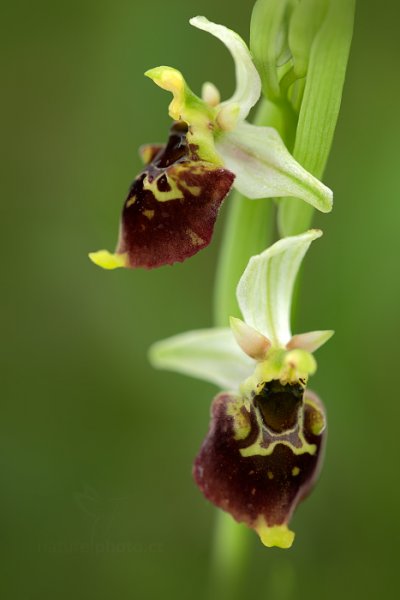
[116,121,235,268]
[193,387,326,532]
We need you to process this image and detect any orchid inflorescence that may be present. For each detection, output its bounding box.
[89,1,354,550]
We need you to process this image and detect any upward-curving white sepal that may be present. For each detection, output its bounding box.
[216,122,333,212]
[190,16,261,121]
[149,328,254,390]
[236,230,323,347]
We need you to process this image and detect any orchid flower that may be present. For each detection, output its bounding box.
[149,230,333,548]
[89,17,332,270]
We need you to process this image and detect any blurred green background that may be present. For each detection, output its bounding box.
[2,0,400,598]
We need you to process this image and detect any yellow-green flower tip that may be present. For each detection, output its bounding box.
[145,66,184,93]
[145,66,186,121]
[256,520,295,549]
[88,250,128,270]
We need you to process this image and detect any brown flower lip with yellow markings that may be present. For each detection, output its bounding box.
[193,384,326,542]
[116,121,235,268]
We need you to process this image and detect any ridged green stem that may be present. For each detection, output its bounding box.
[208,515,251,600]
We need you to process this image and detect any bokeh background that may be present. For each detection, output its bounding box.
[2,1,400,598]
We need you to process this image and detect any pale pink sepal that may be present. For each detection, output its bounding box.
[230,317,271,360]
[287,330,334,353]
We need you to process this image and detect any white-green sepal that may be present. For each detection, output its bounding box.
[236,230,323,347]
[190,16,261,121]
[216,121,333,212]
[149,328,254,390]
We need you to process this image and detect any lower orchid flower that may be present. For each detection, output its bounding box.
[89,17,332,270]
[149,229,333,548]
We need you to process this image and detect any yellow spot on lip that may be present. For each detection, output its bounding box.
[226,399,251,441]
[267,471,274,480]
[143,175,184,202]
[305,397,326,435]
[179,180,202,197]
[88,250,128,270]
[126,195,136,208]
[292,467,300,477]
[143,209,155,220]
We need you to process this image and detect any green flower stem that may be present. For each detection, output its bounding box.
[208,514,251,600]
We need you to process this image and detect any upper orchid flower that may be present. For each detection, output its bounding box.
[149,230,333,548]
[89,17,332,270]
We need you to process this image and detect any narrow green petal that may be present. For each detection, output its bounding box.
[149,328,254,390]
[216,122,332,212]
[236,230,322,347]
[190,16,261,121]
